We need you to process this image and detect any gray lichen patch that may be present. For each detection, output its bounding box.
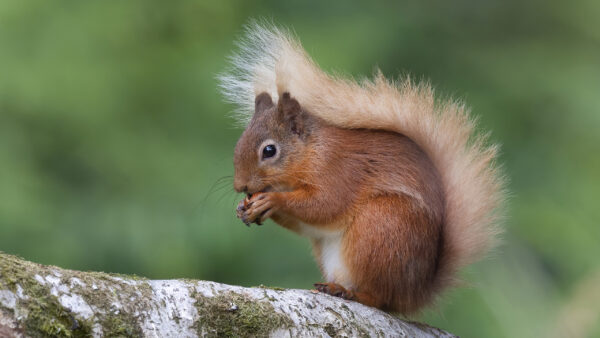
[193,290,293,337]
[70,280,144,338]
[66,273,149,337]
[0,253,93,337]
[0,253,150,337]
[1,307,23,337]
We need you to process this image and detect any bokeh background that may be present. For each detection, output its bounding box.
[1,1,599,337]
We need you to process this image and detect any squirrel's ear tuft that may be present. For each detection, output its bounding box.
[278,92,305,137]
[255,92,274,115]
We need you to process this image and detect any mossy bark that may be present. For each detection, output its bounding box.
[0,252,455,337]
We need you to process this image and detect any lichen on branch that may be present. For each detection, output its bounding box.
[0,252,454,337]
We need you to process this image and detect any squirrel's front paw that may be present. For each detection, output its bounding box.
[236,197,249,223]
[238,192,278,226]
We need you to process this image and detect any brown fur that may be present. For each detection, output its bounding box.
[234,93,445,315]
[223,23,506,315]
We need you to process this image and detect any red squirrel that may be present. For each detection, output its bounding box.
[219,23,505,315]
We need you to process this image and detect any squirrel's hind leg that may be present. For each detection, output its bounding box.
[343,194,442,314]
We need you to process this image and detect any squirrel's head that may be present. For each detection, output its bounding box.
[233,92,313,194]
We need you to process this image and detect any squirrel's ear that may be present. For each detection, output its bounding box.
[277,92,305,137]
[255,92,274,115]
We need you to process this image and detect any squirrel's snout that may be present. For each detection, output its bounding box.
[233,180,247,194]
[233,174,252,194]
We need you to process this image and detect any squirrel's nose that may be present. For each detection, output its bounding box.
[234,184,247,194]
[233,178,248,193]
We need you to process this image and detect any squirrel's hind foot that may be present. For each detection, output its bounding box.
[313,282,354,300]
[314,282,383,310]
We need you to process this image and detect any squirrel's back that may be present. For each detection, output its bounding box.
[313,125,444,215]
[220,21,506,310]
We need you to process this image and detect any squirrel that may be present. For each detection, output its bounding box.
[219,23,505,315]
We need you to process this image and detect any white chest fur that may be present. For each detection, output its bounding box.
[297,223,352,288]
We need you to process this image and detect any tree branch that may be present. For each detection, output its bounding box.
[0,253,454,337]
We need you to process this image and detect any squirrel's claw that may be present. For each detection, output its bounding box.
[237,197,252,226]
[313,282,354,300]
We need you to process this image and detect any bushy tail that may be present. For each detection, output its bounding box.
[219,22,506,293]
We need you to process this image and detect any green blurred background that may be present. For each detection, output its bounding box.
[1,0,599,337]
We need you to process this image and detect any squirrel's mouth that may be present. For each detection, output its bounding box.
[247,185,273,199]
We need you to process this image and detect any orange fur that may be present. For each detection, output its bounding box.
[223,22,506,315]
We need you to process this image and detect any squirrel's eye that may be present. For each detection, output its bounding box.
[262,144,277,159]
